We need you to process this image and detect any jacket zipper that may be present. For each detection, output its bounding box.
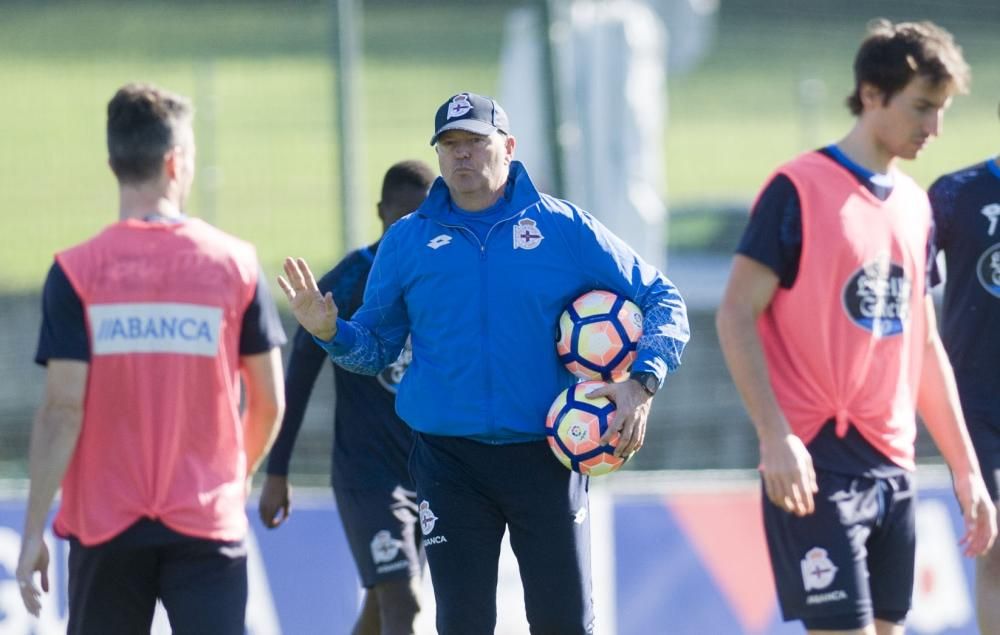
[433,205,534,438]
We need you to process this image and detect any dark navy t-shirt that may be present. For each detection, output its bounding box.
[736,146,919,477]
[34,261,285,365]
[265,242,415,490]
[928,158,1000,416]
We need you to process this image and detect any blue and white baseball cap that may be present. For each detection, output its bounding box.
[430,92,510,145]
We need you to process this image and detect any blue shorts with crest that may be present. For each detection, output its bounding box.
[334,483,424,588]
[762,470,915,631]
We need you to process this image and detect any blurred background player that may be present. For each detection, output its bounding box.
[259,160,435,635]
[15,82,286,634]
[716,20,996,635]
[276,92,689,634]
[928,103,1000,634]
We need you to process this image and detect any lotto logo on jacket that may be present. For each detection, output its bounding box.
[89,302,222,356]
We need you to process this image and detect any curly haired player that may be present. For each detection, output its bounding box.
[717,20,995,635]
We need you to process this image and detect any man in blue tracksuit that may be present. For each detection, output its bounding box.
[278,92,690,634]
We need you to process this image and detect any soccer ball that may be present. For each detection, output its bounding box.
[556,290,643,381]
[545,380,627,476]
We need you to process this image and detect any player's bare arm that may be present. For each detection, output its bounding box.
[716,255,818,517]
[916,296,998,556]
[259,474,292,529]
[277,257,339,341]
[16,360,88,616]
[588,380,650,457]
[241,348,285,479]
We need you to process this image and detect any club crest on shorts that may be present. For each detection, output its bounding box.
[419,500,438,535]
[801,547,838,591]
[370,529,402,564]
[447,94,473,119]
[513,218,544,250]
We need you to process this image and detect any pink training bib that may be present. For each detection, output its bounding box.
[54,218,259,545]
[756,152,931,470]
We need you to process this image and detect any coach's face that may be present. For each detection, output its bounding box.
[435,129,515,209]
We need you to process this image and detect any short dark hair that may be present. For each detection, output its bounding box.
[381,160,435,205]
[846,19,969,116]
[107,83,193,184]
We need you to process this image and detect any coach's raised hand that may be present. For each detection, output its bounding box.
[277,257,339,341]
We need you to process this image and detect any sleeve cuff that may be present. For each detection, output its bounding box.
[312,318,356,355]
[631,355,669,385]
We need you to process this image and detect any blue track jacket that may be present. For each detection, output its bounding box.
[317,161,689,442]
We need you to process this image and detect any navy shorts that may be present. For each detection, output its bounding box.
[762,470,915,631]
[410,432,594,635]
[67,518,247,635]
[964,408,1000,500]
[334,483,424,588]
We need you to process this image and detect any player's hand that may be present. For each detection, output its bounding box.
[760,432,817,517]
[587,380,651,458]
[16,532,49,617]
[259,475,292,529]
[953,471,997,557]
[277,257,339,342]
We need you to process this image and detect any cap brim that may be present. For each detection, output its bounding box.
[429,120,499,145]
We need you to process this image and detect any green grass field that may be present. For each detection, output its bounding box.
[1,1,998,293]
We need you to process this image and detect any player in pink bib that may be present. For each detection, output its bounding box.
[15,83,286,634]
[717,20,996,635]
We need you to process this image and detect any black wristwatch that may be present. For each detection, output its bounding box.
[630,371,659,397]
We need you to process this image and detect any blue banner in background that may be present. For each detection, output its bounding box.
[0,471,982,634]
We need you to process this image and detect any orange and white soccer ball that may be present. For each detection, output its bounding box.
[545,380,628,476]
[556,290,643,381]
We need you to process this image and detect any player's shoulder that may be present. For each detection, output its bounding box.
[183,218,259,260]
[928,160,994,210]
[339,245,377,272]
[382,209,432,242]
[774,149,828,174]
[58,221,122,256]
[930,160,993,192]
[761,150,828,198]
[320,246,370,281]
